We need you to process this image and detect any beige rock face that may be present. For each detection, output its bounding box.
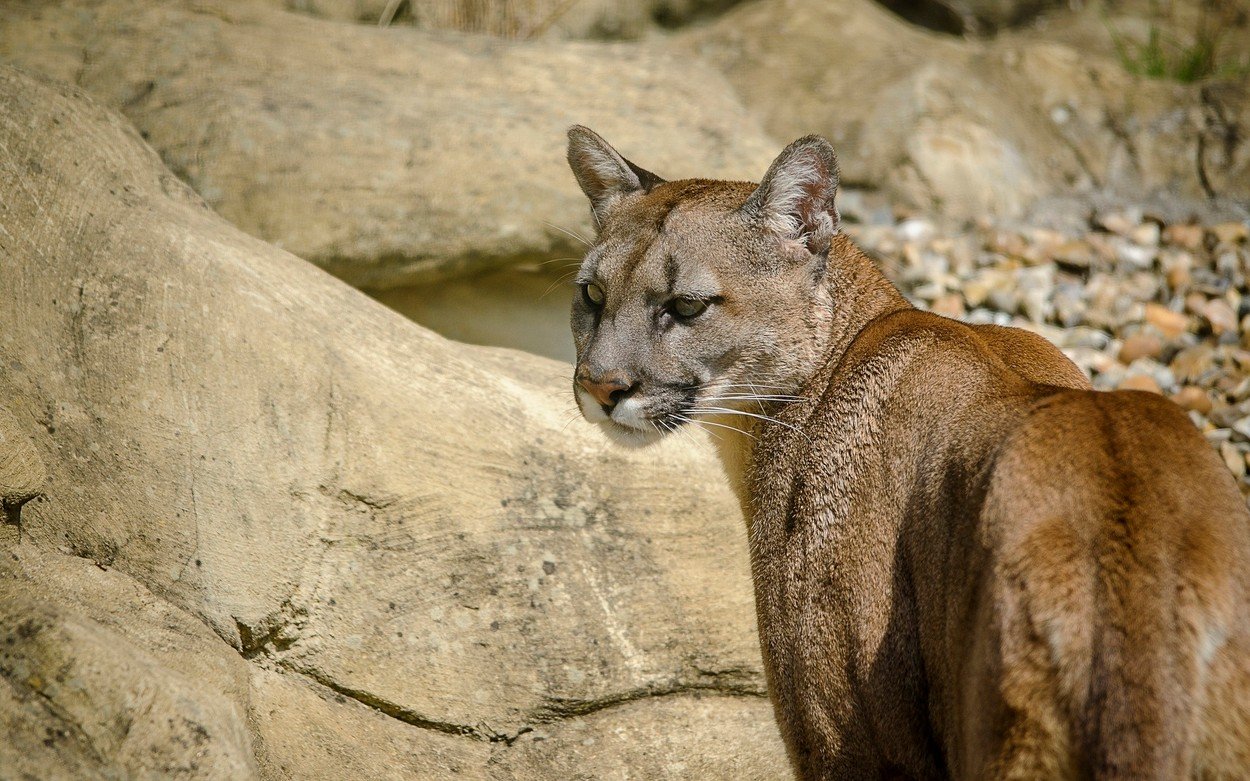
[0,0,777,290]
[0,67,787,777]
[0,405,46,514]
[279,0,745,39]
[682,0,1250,220]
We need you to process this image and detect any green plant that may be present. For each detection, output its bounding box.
[1108,0,1250,83]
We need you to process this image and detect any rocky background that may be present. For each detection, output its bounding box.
[0,0,1247,778]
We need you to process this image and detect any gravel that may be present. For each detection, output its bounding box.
[843,206,1250,499]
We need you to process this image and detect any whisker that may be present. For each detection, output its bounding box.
[690,407,810,442]
[540,271,581,299]
[543,221,592,247]
[674,414,755,441]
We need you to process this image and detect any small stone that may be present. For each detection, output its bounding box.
[1172,385,1213,415]
[930,293,965,319]
[1160,249,1194,289]
[1143,303,1190,339]
[1184,292,1209,316]
[1169,344,1215,383]
[1116,241,1156,269]
[1233,417,1250,442]
[1129,222,1160,247]
[1221,442,1246,479]
[1201,298,1238,336]
[896,218,935,243]
[1119,333,1163,364]
[1211,221,1249,245]
[1163,223,1205,250]
[1096,210,1137,236]
[1051,240,1095,270]
[1119,374,1162,394]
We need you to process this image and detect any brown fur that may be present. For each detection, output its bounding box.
[566,126,1250,779]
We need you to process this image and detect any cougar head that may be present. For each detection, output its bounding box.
[565,125,841,446]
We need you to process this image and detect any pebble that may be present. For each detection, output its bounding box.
[858,210,1250,496]
[1143,303,1190,339]
[1163,223,1205,250]
[1118,333,1163,363]
[1222,442,1247,479]
[1129,222,1160,247]
[1202,298,1238,336]
[1119,374,1162,394]
[1172,385,1213,414]
[1212,221,1249,245]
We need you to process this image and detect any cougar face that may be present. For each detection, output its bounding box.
[566,126,840,446]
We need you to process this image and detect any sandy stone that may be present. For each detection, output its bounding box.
[1222,442,1247,479]
[931,293,967,319]
[1143,303,1191,339]
[1212,221,1250,245]
[1118,374,1162,394]
[1202,298,1240,336]
[1118,334,1164,364]
[1173,386,1214,415]
[0,0,776,290]
[1163,223,1206,251]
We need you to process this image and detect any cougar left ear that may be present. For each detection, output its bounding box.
[567,125,666,226]
[743,135,841,255]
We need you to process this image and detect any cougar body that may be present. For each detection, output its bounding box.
[565,126,1250,780]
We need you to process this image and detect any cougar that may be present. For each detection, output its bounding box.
[565,125,1250,780]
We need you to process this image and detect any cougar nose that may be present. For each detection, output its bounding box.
[577,368,635,409]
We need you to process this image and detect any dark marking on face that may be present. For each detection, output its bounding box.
[664,253,679,296]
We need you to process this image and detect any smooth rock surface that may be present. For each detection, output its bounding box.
[0,0,777,289]
[0,66,786,778]
[682,0,1250,220]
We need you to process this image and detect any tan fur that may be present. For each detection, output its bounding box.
[566,127,1250,780]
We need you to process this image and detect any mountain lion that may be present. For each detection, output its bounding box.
[565,125,1250,780]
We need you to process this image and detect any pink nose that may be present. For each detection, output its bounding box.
[577,369,633,408]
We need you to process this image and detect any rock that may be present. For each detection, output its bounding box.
[931,293,967,319]
[1221,442,1247,480]
[1143,303,1191,339]
[0,406,46,521]
[1173,385,1214,415]
[682,0,1250,220]
[1169,344,1217,384]
[0,67,786,777]
[1129,221,1161,247]
[1163,223,1205,251]
[278,0,748,39]
[1212,221,1250,245]
[1115,240,1157,269]
[0,547,261,780]
[0,0,776,290]
[1119,374,1162,394]
[1202,298,1239,336]
[1096,210,1139,236]
[1160,248,1195,289]
[1119,333,1163,364]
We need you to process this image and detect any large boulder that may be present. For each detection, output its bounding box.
[278,0,747,39]
[0,0,777,289]
[0,66,787,778]
[681,0,1250,220]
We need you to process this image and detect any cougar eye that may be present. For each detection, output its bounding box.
[582,283,605,308]
[669,296,708,320]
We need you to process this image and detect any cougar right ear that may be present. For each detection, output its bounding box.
[743,135,841,255]
[567,125,665,226]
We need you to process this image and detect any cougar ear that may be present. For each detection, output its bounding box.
[743,135,841,255]
[567,125,666,225]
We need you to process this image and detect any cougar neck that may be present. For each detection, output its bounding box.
[707,233,911,527]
